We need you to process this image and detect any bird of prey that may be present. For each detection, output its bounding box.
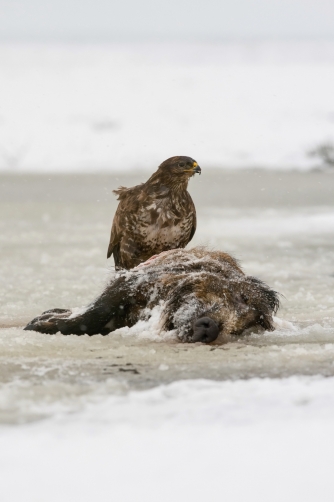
[107,156,201,269]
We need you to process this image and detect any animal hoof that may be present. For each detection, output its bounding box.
[192,317,219,343]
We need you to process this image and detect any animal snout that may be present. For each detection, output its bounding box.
[191,317,219,343]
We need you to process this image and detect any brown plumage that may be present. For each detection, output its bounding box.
[107,156,201,269]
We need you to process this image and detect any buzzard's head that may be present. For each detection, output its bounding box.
[158,156,201,180]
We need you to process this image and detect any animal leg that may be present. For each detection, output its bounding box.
[24,277,130,335]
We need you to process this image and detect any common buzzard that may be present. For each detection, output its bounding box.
[107,156,201,269]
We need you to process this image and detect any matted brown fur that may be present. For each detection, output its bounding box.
[25,247,279,344]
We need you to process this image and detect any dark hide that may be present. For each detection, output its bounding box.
[24,248,279,343]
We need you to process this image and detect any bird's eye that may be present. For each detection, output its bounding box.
[178,162,185,168]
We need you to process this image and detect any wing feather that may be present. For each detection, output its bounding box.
[107,185,140,261]
[187,195,197,243]
[107,176,198,269]
[107,225,120,259]
[107,200,124,259]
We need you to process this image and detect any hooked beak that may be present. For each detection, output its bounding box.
[192,162,201,175]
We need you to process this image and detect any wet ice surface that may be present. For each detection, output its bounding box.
[0,170,334,423]
[1,171,334,500]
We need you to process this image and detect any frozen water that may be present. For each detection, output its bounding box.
[0,170,333,424]
[1,168,334,498]
[1,41,334,172]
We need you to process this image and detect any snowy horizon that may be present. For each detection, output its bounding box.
[1,40,334,173]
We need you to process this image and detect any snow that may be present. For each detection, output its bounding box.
[48,375,334,426]
[1,41,334,172]
[1,167,334,499]
[113,303,176,342]
[1,377,334,501]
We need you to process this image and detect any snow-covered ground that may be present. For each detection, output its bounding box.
[1,40,334,497]
[1,174,334,499]
[1,377,334,502]
[1,41,334,172]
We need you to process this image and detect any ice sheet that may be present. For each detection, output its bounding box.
[0,171,334,499]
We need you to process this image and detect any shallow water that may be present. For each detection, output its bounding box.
[0,171,333,425]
